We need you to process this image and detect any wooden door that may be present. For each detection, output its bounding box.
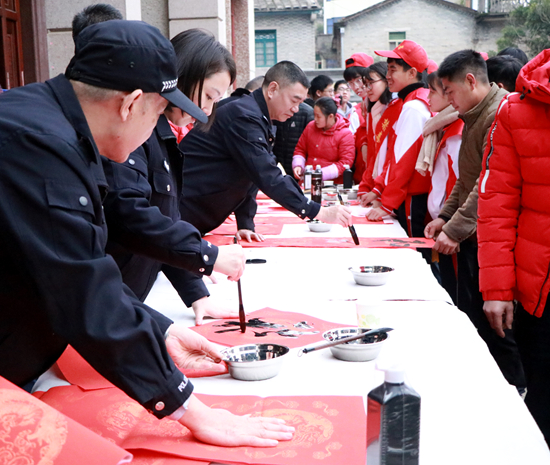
[0,0,24,89]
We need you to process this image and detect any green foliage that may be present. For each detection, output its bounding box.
[497,0,550,57]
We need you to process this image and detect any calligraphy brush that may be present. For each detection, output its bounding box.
[233,236,246,333]
[337,192,360,245]
[298,327,393,356]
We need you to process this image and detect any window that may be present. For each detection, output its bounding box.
[389,31,406,49]
[327,17,343,35]
[255,30,276,67]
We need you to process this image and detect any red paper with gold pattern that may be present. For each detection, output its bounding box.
[36,385,366,465]
[191,307,350,348]
[0,376,131,465]
[55,346,226,392]
[205,236,435,249]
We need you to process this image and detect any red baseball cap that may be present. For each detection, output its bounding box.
[375,40,429,73]
[427,59,439,74]
[345,53,374,69]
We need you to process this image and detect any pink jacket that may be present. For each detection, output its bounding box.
[292,113,355,182]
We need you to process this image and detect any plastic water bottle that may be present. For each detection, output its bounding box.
[343,164,353,189]
[304,165,313,191]
[367,365,421,465]
[311,165,322,203]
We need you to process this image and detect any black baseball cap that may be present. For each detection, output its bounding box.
[66,20,208,124]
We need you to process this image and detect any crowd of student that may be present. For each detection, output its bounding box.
[283,40,550,446]
[1,0,550,452]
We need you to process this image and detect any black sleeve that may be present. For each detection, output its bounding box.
[224,116,321,220]
[162,265,210,308]
[102,147,218,276]
[234,185,259,231]
[0,133,193,418]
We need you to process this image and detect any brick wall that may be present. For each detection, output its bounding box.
[255,12,317,75]
[341,0,480,67]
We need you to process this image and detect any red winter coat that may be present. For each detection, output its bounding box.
[478,49,550,317]
[293,113,355,183]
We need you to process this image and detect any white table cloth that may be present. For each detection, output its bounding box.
[144,223,550,464]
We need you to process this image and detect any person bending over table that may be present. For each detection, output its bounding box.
[101,28,243,325]
[179,61,352,236]
[0,20,293,447]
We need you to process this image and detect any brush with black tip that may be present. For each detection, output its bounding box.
[233,236,246,333]
[337,192,360,245]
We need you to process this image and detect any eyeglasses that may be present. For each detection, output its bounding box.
[336,86,350,93]
[363,79,385,89]
[348,77,365,90]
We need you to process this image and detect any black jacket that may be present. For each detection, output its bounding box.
[0,75,192,418]
[179,88,320,233]
[103,115,216,306]
[273,102,314,175]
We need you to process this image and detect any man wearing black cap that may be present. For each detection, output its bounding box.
[0,20,293,446]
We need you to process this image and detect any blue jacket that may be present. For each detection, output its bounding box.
[0,75,192,418]
[179,88,321,234]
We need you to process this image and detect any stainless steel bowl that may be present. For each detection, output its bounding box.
[322,327,388,362]
[349,266,394,286]
[307,219,332,232]
[221,344,290,381]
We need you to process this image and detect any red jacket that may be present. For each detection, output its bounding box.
[293,113,355,183]
[478,49,550,317]
[373,87,432,213]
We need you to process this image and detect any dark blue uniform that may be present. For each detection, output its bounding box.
[179,88,321,234]
[103,115,216,306]
[0,75,192,418]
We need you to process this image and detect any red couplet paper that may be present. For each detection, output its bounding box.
[253,216,306,225]
[208,223,284,236]
[56,346,226,391]
[37,386,366,465]
[0,377,131,465]
[205,236,435,249]
[192,307,350,349]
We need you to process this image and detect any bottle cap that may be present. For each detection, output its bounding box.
[376,361,405,384]
[316,165,321,170]
[344,164,350,169]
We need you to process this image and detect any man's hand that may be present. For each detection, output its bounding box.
[236,229,265,243]
[180,396,295,447]
[293,166,303,180]
[433,231,459,255]
[366,207,386,221]
[191,296,239,326]
[484,300,514,338]
[315,205,352,227]
[360,192,378,207]
[165,325,226,373]
[213,244,245,281]
[424,218,446,239]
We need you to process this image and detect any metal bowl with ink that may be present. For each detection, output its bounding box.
[349,266,394,286]
[221,344,290,381]
[307,219,332,232]
[322,327,388,362]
